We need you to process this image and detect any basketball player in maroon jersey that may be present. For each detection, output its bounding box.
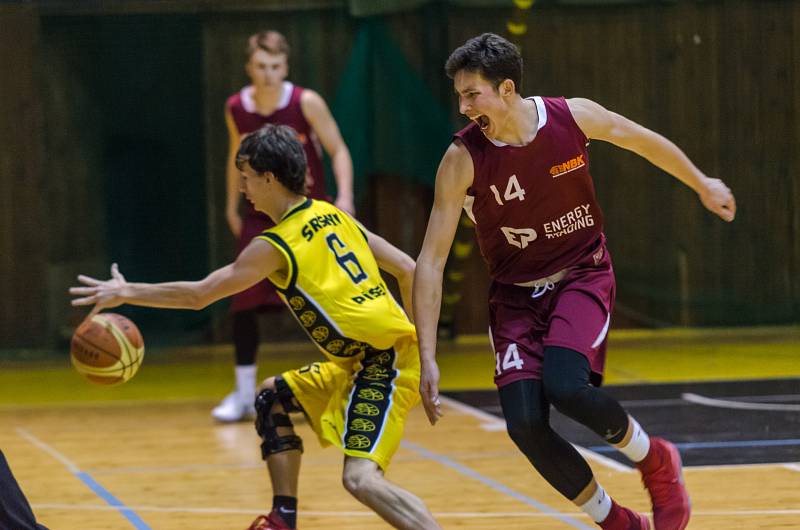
[413,34,736,530]
[215,30,354,422]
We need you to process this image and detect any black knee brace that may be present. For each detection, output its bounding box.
[254,378,304,459]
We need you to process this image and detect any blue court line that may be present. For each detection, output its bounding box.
[402,440,595,530]
[77,472,151,530]
[588,438,800,453]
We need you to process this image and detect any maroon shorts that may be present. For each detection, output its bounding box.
[230,211,283,313]
[489,241,615,388]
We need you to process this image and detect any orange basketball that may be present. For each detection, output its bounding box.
[70,313,145,385]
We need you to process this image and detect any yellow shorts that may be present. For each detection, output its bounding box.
[281,336,420,471]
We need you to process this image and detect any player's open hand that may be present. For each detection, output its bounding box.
[420,359,443,425]
[699,178,736,222]
[69,263,128,317]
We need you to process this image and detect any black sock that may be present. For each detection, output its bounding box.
[233,310,259,365]
[272,495,298,529]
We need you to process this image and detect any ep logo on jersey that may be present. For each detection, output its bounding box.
[501,227,538,249]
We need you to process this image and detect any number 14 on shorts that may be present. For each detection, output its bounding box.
[495,343,524,375]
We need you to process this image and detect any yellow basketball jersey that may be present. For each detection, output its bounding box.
[257,199,415,365]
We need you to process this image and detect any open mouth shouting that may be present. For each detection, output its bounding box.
[471,114,490,131]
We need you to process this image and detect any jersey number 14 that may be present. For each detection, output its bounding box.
[495,343,524,376]
[489,174,526,205]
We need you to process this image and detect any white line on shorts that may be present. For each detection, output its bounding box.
[682,393,800,411]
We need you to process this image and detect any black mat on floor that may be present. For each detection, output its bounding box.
[444,378,800,466]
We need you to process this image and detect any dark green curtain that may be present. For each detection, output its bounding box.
[331,19,452,198]
[345,0,674,16]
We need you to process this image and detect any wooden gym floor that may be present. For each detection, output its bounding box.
[1,326,798,529]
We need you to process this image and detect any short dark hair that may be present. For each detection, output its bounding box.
[236,124,307,194]
[246,30,290,59]
[445,33,522,91]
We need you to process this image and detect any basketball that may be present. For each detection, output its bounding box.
[70,313,145,385]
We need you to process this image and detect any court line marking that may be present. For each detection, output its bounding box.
[682,392,800,411]
[401,440,596,530]
[28,503,800,518]
[15,428,151,530]
[440,395,633,472]
[589,438,800,453]
[439,395,506,430]
[688,462,800,471]
[15,427,80,473]
[81,458,800,477]
[0,396,215,410]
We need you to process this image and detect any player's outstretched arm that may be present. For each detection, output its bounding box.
[413,141,474,425]
[568,97,736,222]
[301,89,355,214]
[365,230,416,320]
[70,240,285,315]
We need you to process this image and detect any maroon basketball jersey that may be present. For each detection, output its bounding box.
[456,96,604,284]
[226,82,327,203]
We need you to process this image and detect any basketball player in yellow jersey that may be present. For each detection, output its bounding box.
[70,124,442,530]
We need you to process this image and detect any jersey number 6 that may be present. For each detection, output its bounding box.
[326,233,368,284]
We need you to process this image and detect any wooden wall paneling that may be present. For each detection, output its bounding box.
[712,1,796,324]
[0,7,47,346]
[38,18,110,342]
[657,1,721,326]
[793,1,800,322]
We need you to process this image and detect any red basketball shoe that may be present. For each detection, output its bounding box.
[637,437,691,530]
[246,511,293,530]
[599,500,651,530]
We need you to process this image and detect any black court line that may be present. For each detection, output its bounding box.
[444,378,800,467]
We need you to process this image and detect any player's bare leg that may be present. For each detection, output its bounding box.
[266,416,301,496]
[342,456,441,530]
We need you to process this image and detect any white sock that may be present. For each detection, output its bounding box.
[579,484,612,523]
[616,416,650,463]
[235,364,257,407]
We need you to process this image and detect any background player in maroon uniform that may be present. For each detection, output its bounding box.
[413,33,736,530]
[216,30,354,422]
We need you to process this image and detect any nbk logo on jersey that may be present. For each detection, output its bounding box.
[550,154,585,178]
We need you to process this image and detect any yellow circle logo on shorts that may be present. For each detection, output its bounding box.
[363,365,389,381]
[353,403,381,416]
[289,296,305,310]
[370,351,392,365]
[326,340,345,354]
[346,435,372,449]
[300,311,317,327]
[350,418,376,432]
[358,388,385,401]
[311,326,329,342]
[343,342,367,356]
